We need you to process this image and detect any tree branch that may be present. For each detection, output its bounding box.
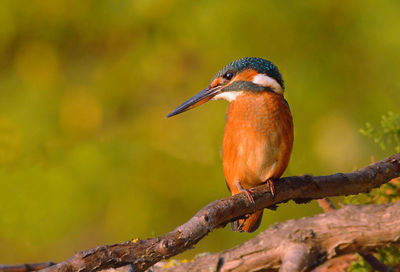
[317,198,392,272]
[23,153,400,271]
[152,201,400,272]
[0,262,56,272]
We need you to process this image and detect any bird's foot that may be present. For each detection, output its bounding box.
[266,179,276,199]
[235,180,256,211]
[234,213,251,232]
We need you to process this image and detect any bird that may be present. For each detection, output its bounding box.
[166,57,293,233]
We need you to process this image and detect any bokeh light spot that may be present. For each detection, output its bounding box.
[14,41,60,88]
[59,89,103,137]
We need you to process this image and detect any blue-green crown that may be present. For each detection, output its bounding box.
[213,57,284,89]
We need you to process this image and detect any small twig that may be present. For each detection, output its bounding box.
[358,252,393,272]
[317,197,336,213]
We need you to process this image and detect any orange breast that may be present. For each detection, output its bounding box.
[222,91,293,194]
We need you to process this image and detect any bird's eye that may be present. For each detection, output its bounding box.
[223,72,233,80]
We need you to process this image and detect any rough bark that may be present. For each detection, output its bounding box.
[151,202,400,272]
[35,153,400,272]
[317,198,391,272]
[1,153,398,272]
[0,262,56,272]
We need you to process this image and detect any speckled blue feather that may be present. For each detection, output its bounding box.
[213,57,284,89]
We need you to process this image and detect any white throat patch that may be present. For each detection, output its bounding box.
[252,74,283,94]
[212,91,243,102]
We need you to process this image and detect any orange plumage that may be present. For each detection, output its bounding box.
[223,91,293,232]
[167,57,293,233]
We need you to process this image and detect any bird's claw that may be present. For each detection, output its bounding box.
[267,179,276,199]
[236,180,256,211]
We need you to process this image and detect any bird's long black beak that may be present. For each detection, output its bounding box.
[166,86,220,118]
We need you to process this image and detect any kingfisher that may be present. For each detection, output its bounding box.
[167,57,294,233]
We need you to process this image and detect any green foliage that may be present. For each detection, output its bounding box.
[348,248,400,272]
[346,112,400,271]
[347,254,372,272]
[377,247,400,268]
[345,177,400,205]
[361,112,400,153]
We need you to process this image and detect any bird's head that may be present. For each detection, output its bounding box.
[166,57,284,118]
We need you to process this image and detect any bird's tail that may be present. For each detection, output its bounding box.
[231,210,263,233]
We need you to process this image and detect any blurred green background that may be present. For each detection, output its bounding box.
[0,0,399,264]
